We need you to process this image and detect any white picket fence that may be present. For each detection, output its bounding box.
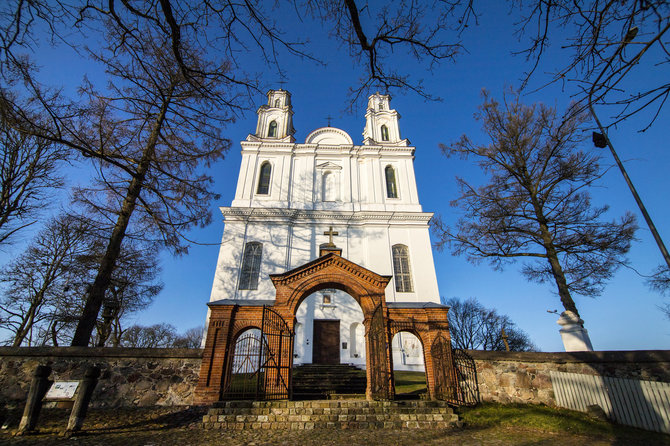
[550,370,670,433]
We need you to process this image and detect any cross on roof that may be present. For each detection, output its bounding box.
[278,79,287,90]
[323,226,339,245]
[326,115,333,127]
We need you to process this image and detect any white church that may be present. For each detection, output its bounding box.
[207,89,441,371]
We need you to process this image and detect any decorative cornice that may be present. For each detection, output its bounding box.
[219,207,433,224]
[270,253,391,289]
[239,141,415,156]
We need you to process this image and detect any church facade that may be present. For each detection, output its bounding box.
[194,90,454,403]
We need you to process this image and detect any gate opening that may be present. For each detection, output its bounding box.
[392,331,427,399]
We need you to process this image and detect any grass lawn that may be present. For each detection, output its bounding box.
[394,370,427,396]
[456,402,670,445]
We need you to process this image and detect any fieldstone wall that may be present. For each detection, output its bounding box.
[2,347,668,408]
[467,349,670,405]
[0,347,203,408]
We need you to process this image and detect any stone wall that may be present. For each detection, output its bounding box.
[468,349,670,405]
[0,347,203,408]
[2,347,669,408]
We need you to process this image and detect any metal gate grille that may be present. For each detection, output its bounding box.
[431,339,479,406]
[259,306,294,400]
[223,329,265,400]
[452,348,479,406]
[431,335,459,402]
[368,305,393,399]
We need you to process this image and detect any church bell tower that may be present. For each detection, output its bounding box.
[362,92,408,146]
[249,89,296,143]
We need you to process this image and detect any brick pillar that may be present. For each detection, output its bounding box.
[194,305,235,404]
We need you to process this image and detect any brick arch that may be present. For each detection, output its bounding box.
[195,253,456,404]
[229,323,262,344]
[270,253,394,400]
[270,253,391,318]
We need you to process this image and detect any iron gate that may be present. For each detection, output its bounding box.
[431,339,479,406]
[223,329,265,399]
[260,305,294,400]
[368,305,393,399]
[222,306,294,400]
[452,348,479,406]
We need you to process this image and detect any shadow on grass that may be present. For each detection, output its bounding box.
[454,402,670,446]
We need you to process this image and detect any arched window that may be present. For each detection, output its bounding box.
[385,165,398,198]
[239,242,262,290]
[268,120,278,138]
[392,244,413,292]
[274,99,281,108]
[381,124,389,141]
[322,171,337,201]
[257,162,271,195]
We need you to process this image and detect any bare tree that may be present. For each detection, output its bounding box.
[0,215,91,346]
[0,118,65,245]
[0,0,482,346]
[172,326,205,349]
[303,0,472,104]
[515,1,669,129]
[433,91,637,318]
[445,297,536,351]
[65,240,163,348]
[120,323,177,348]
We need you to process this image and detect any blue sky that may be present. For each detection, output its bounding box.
[1,2,668,351]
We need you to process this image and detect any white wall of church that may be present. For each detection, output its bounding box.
[294,291,366,367]
[208,216,440,304]
[230,143,422,214]
[205,91,443,363]
[391,332,425,372]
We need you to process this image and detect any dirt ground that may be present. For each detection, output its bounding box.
[1,406,668,446]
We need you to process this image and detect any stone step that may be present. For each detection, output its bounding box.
[208,406,452,415]
[212,400,453,409]
[203,399,461,430]
[292,364,367,398]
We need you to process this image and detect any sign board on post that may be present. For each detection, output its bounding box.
[45,381,79,400]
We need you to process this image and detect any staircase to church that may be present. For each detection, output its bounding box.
[203,400,461,430]
[292,364,367,399]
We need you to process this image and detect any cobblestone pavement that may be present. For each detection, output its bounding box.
[1,406,668,445]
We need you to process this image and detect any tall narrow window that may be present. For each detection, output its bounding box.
[392,244,413,292]
[274,99,280,108]
[268,120,277,137]
[381,124,389,141]
[385,165,398,198]
[239,242,263,290]
[257,162,271,195]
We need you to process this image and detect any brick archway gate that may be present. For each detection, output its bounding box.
[194,252,457,404]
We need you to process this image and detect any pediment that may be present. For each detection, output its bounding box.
[316,161,342,170]
[305,127,353,145]
[269,253,391,290]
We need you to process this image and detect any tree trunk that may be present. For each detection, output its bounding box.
[527,192,580,316]
[70,91,173,347]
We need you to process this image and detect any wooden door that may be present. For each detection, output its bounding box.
[313,320,340,364]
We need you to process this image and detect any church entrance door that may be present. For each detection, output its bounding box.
[313,320,340,364]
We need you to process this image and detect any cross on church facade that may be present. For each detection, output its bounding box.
[323,226,338,245]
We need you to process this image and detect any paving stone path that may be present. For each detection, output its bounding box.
[1,406,668,445]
